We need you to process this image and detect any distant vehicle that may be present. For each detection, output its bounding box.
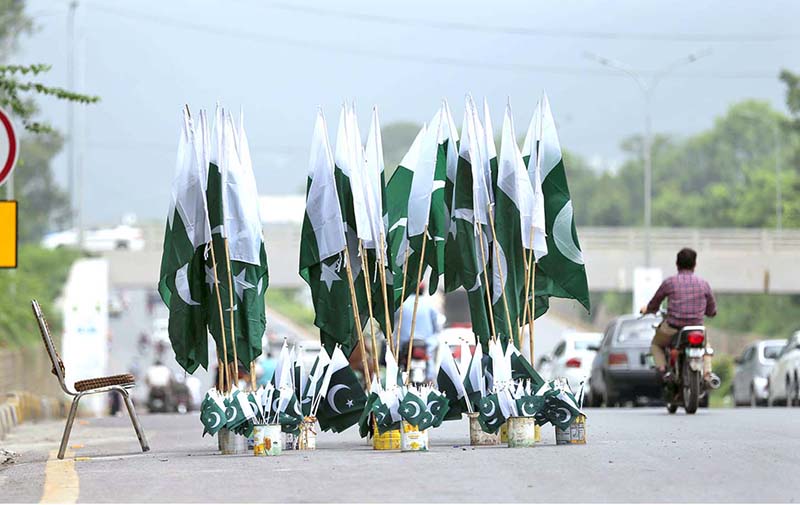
[152,317,170,343]
[538,332,602,395]
[732,339,785,407]
[587,314,662,407]
[436,325,476,362]
[767,331,800,407]
[41,224,145,252]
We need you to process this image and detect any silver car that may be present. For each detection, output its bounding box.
[732,339,785,407]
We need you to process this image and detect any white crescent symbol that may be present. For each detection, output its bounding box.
[482,399,496,418]
[556,407,571,423]
[405,400,421,419]
[552,201,584,265]
[426,400,438,415]
[176,263,200,306]
[375,409,386,423]
[226,406,236,423]
[327,384,350,414]
[209,411,222,429]
[521,401,536,417]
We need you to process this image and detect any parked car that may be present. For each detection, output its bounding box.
[767,331,800,406]
[41,224,146,252]
[537,332,602,395]
[587,314,662,407]
[732,339,785,407]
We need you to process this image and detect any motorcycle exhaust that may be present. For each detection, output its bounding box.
[706,373,721,390]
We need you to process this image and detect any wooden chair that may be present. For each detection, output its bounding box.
[31,299,150,459]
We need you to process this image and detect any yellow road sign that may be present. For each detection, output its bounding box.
[0,200,17,268]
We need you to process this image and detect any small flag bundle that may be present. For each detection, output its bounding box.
[199,387,257,437]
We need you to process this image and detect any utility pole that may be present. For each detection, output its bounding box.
[67,1,77,233]
[585,49,710,267]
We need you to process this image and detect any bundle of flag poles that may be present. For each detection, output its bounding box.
[161,90,591,443]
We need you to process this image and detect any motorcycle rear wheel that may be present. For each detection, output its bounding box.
[683,362,701,414]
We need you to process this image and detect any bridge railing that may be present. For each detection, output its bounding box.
[581,228,800,253]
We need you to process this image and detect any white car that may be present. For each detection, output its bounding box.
[768,331,800,406]
[41,224,145,252]
[538,332,603,396]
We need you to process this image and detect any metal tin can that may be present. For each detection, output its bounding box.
[372,418,401,450]
[253,424,282,456]
[507,416,537,448]
[555,415,587,445]
[468,413,500,445]
[298,419,317,450]
[499,422,508,443]
[400,421,429,452]
[218,428,248,455]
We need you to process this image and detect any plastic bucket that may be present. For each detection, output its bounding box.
[372,418,401,450]
[400,421,429,452]
[468,413,500,446]
[218,428,248,455]
[253,424,282,456]
[507,416,537,448]
[555,415,586,445]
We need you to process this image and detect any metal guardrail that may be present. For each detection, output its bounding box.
[581,228,800,253]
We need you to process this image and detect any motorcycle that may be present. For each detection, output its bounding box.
[664,325,721,414]
[399,342,429,384]
[147,384,172,413]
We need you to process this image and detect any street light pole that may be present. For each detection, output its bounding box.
[585,49,711,267]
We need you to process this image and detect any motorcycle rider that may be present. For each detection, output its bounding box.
[640,248,717,384]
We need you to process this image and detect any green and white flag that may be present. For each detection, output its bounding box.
[302,346,331,416]
[463,340,486,411]
[477,393,505,434]
[450,96,492,347]
[299,109,354,355]
[199,390,226,436]
[224,388,248,430]
[158,109,212,373]
[426,389,450,428]
[442,99,465,293]
[490,103,529,346]
[399,389,431,429]
[205,108,269,369]
[525,93,590,318]
[315,346,368,433]
[435,341,468,418]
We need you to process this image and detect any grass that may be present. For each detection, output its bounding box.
[265,287,316,333]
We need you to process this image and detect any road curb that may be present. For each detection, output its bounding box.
[0,391,68,441]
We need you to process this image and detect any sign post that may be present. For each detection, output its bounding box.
[0,106,19,268]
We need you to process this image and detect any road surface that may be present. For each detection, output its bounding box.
[2,408,798,503]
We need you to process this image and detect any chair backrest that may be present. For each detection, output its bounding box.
[31,299,74,395]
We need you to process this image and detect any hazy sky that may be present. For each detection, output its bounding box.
[16,0,800,226]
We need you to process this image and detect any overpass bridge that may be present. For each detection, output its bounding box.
[106,225,800,294]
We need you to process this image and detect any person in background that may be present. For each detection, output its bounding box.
[256,351,277,386]
[641,247,717,384]
[395,283,442,381]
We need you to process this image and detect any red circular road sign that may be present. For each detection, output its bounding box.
[0,106,19,188]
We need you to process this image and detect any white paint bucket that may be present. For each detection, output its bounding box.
[468,413,500,446]
[555,415,587,445]
[253,424,282,456]
[400,421,429,452]
[506,416,537,448]
[218,428,248,455]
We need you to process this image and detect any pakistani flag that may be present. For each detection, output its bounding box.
[543,388,583,430]
[158,109,212,373]
[516,394,547,424]
[463,342,486,411]
[399,390,433,430]
[477,393,505,434]
[358,378,381,438]
[435,341,468,419]
[426,390,450,428]
[302,347,330,416]
[205,108,269,369]
[450,96,493,347]
[200,390,226,436]
[490,104,532,347]
[299,109,354,355]
[316,346,368,433]
[442,100,465,293]
[224,388,248,431]
[510,347,545,390]
[525,93,590,318]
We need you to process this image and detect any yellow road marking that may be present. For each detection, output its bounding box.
[40,450,79,504]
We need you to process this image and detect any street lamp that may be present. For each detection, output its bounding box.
[585,49,711,266]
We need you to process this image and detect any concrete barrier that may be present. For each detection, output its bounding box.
[0,392,69,441]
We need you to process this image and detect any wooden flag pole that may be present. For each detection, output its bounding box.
[207,240,230,393]
[222,238,240,385]
[218,359,225,393]
[529,265,536,365]
[405,226,428,383]
[358,240,381,377]
[250,360,256,391]
[475,223,497,340]
[343,245,372,391]
[487,202,516,346]
[394,246,410,355]
[377,231,394,355]
[519,224,535,346]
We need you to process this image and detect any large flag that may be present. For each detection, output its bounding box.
[490,104,529,347]
[316,346,368,433]
[442,100,465,293]
[204,108,269,370]
[299,109,355,355]
[199,390,226,436]
[450,96,493,347]
[526,93,590,318]
[158,109,212,373]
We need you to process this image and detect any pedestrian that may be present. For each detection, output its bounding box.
[395,283,442,380]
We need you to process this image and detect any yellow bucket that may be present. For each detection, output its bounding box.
[372,419,400,450]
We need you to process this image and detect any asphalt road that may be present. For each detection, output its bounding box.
[2,408,798,503]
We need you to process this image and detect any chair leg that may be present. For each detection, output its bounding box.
[58,396,81,460]
[121,389,150,452]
